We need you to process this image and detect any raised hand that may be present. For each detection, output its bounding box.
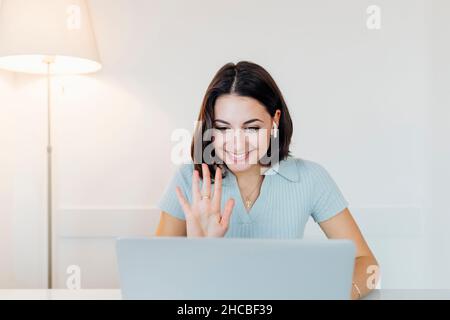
[175,163,235,237]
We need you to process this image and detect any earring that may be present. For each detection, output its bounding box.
[272,122,278,139]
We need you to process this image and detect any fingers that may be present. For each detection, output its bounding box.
[201,163,211,199]
[220,198,235,229]
[212,167,222,211]
[176,186,191,216]
[192,169,201,203]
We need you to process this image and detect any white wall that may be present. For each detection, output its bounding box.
[0,70,16,288]
[0,72,49,288]
[0,0,448,289]
[428,0,450,289]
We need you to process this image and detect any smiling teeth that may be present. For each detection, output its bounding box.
[229,152,247,160]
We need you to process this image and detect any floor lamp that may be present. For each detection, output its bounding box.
[0,0,102,288]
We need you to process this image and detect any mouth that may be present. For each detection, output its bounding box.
[226,150,255,163]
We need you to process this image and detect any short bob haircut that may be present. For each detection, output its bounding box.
[191,61,293,180]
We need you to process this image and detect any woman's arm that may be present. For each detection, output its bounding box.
[155,211,187,237]
[319,208,380,299]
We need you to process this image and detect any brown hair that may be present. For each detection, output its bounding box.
[190,61,293,179]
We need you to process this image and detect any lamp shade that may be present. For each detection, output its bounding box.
[0,0,101,74]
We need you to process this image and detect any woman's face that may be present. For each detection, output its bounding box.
[212,94,280,173]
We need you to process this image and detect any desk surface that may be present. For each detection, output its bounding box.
[1,289,450,300]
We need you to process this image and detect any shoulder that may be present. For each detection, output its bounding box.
[295,158,327,172]
[167,162,194,187]
[267,157,325,183]
[176,162,195,175]
[282,157,327,172]
[284,157,334,182]
[173,162,195,181]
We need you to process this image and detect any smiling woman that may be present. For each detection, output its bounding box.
[155,61,379,299]
[191,61,292,178]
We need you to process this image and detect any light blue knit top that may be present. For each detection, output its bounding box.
[157,157,349,239]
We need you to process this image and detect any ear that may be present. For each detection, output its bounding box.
[273,109,281,126]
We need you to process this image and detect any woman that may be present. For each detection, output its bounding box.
[155,61,379,299]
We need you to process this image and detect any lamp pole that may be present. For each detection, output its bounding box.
[43,56,54,289]
[0,0,102,290]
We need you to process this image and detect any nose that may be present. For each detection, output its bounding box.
[227,129,248,153]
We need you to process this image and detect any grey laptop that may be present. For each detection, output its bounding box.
[116,237,355,300]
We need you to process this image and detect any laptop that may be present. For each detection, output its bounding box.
[116,237,355,300]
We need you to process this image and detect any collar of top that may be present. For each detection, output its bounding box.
[221,157,300,185]
[262,157,300,182]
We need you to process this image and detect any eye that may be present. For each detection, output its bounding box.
[214,127,230,131]
[244,127,260,132]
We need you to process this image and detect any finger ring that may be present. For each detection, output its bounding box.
[201,194,210,200]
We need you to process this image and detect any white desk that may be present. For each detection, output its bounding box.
[0,289,122,300]
[363,289,450,300]
[1,289,449,300]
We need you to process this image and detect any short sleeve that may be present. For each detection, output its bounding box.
[308,162,349,223]
[156,164,194,221]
